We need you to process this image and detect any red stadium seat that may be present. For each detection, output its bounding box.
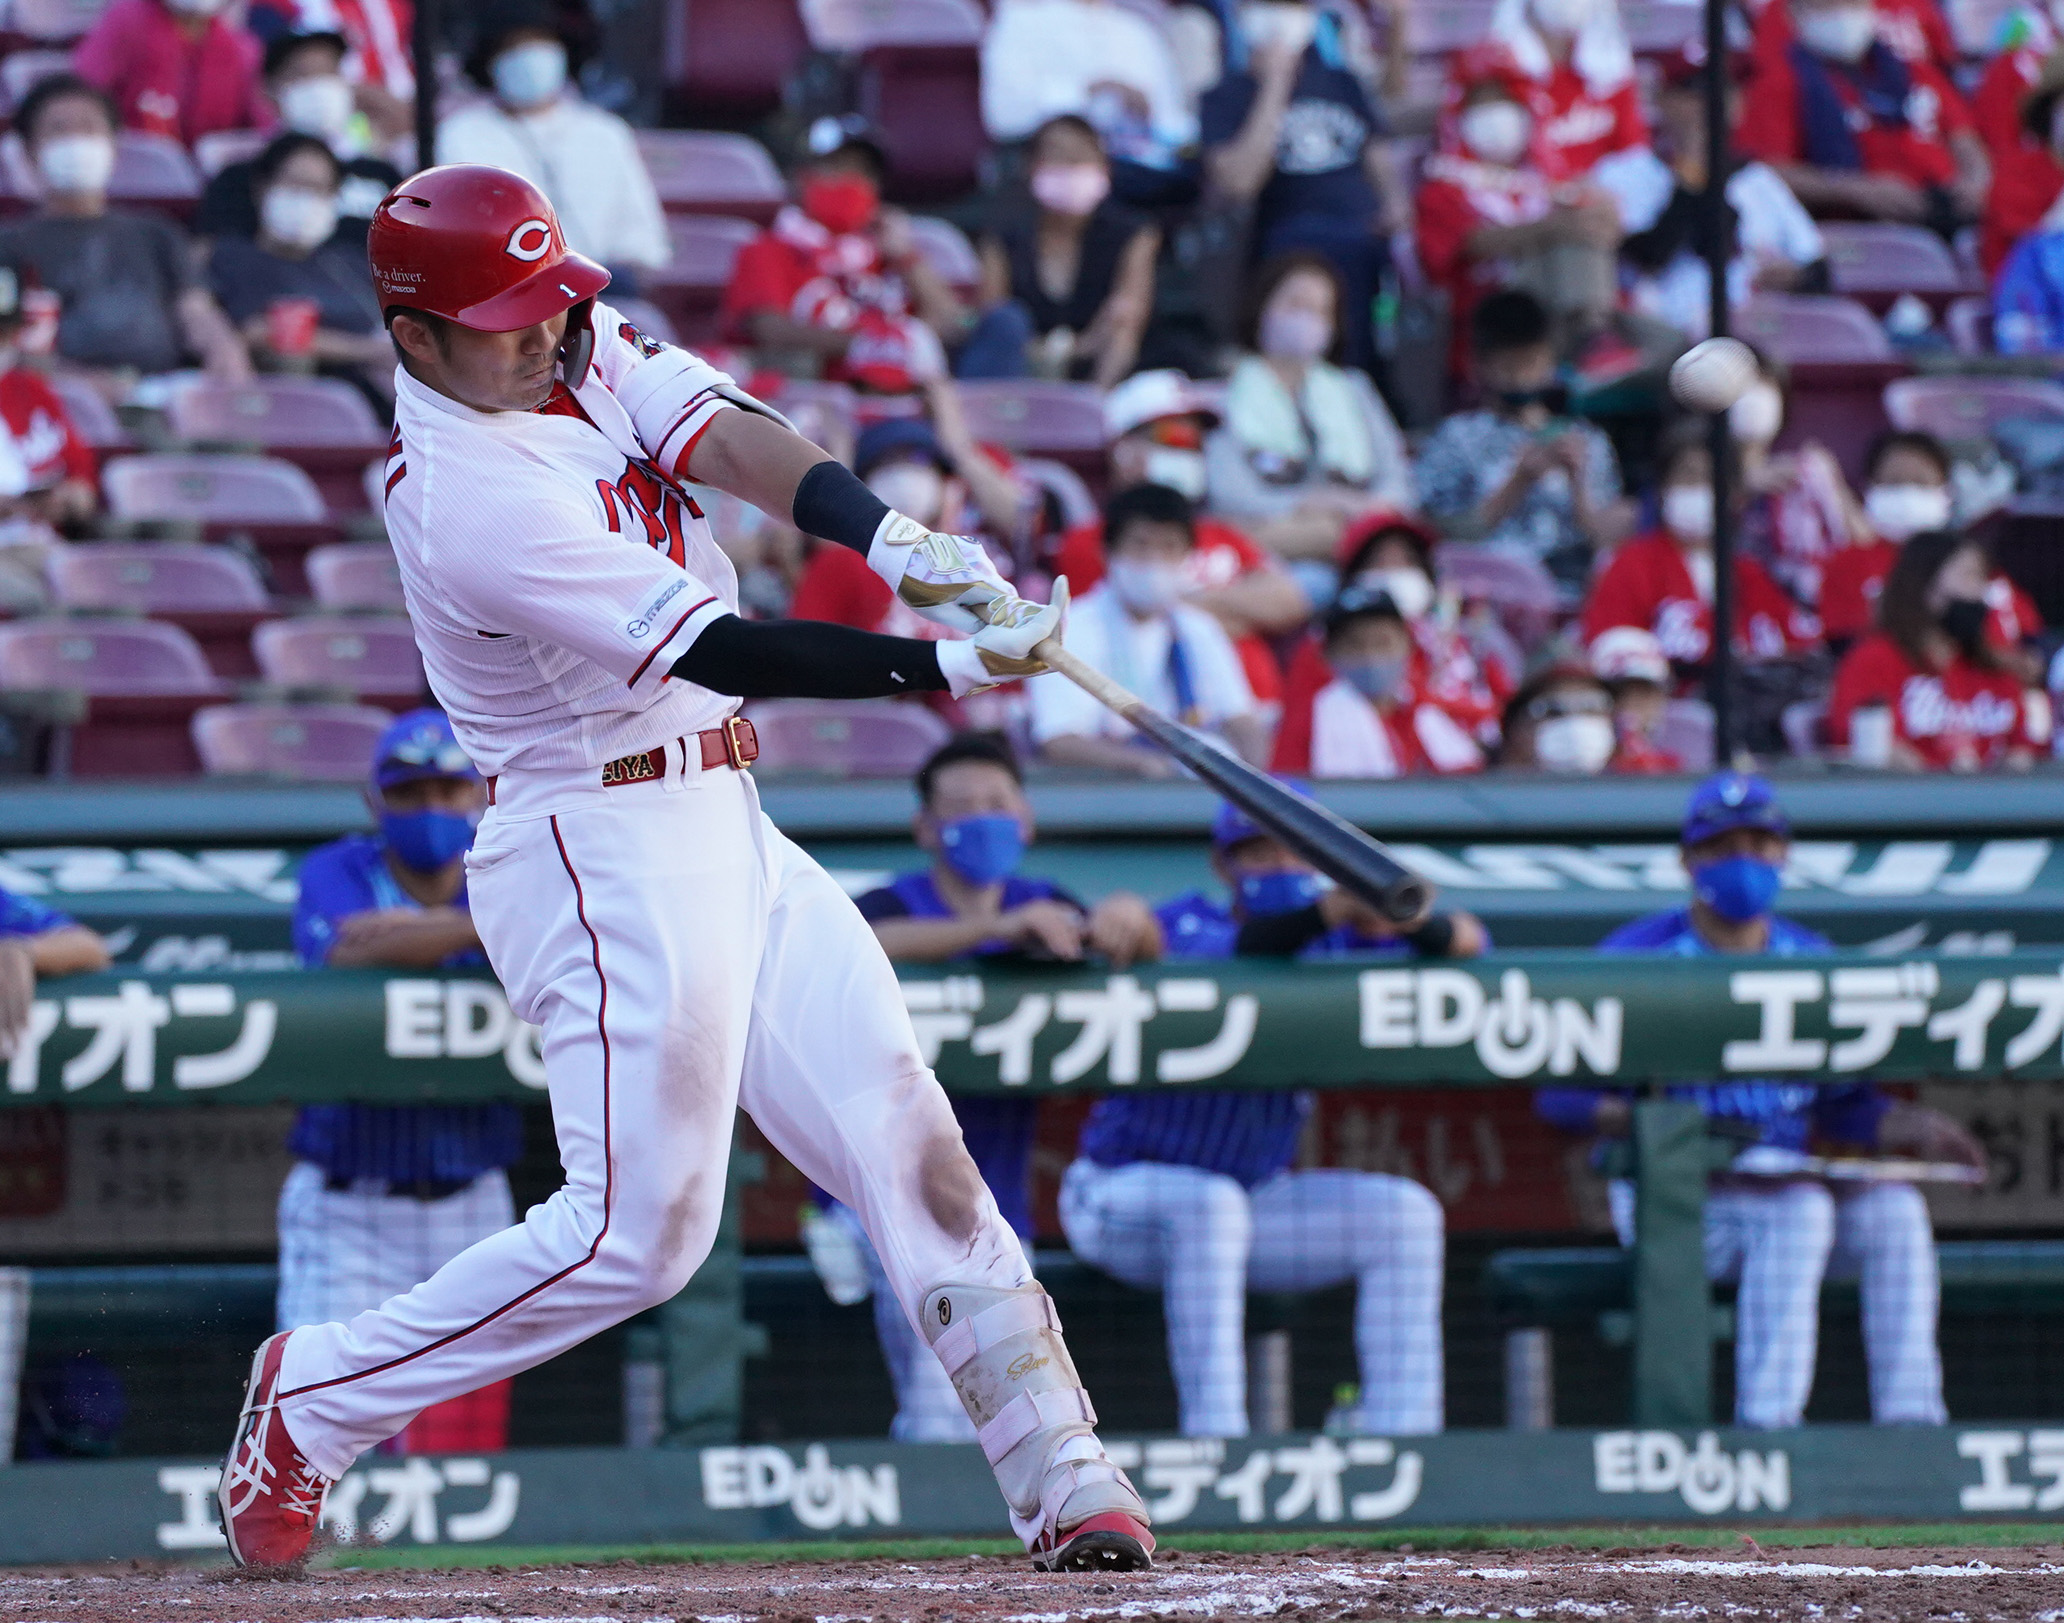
[642,213,762,343]
[1736,294,1894,364]
[305,541,406,613]
[661,0,809,125]
[807,0,987,202]
[192,701,394,781]
[744,696,951,775]
[1817,222,1978,313]
[1739,295,1907,481]
[1016,456,1097,530]
[1944,295,1993,356]
[1883,375,2064,444]
[50,373,128,455]
[1658,698,1717,771]
[1408,0,1497,52]
[8,0,107,43]
[1621,1,1700,54]
[167,377,387,512]
[47,541,274,677]
[1431,543,1561,651]
[0,617,225,775]
[0,52,70,122]
[193,129,267,178]
[951,380,1107,474]
[103,454,337,597]
[252,614,425,707]
[0,130,199,217]
[909,215,981,297]
[768,379,861,459]
[634,129,785,222]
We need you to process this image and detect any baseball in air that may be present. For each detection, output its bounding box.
[1669,336,1758,413]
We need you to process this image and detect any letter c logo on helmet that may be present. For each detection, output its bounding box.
[505,219,553,262]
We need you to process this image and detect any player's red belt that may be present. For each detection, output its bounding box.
[485,716,759,803]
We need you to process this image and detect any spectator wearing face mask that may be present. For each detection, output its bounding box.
[1200,0,1405,371]
[76,0,270,147]
[1589,626,1682,771]
[1050,370,1306,710]
[1828,530,2049,769]
[1739,0,1988,235]
[970,116,1160,388]
[197,31,403,243]
[1727,347,1870,615]
[723,117,973,393]
[1273,509,1516,773]
[207,134,387,390]
[1582,425,1821,682]
[1304,584,1486,778]
[980,0,1198,174]
[1623,48,1827,342]
[435,0,668,275]
[247,0,417,144]
[0,270,96,536]
[1030,483,1268,775]
[1204,253,1413,570]
[1971,19,2064,274]
[1991,48,2064,334]
[0,76,249,390]
[1417,289,1630,600]
[1495,663,1618,772]
[1416,54,1594,372]
[847,732,1159,1439]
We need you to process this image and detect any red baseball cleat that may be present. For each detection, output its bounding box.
[1029,1510,1156,1572]
[218,1332,334,1568]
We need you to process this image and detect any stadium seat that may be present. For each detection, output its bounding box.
[0,51,69,123]
[193,129,267,178]
[1431,543,1560,650]
[7,0,107,43]
[1883,375,2064,445]
[46,541,273,677]
[0,129,201,216]
[909,215,981,297]
[1016,456,1097,531]
[1817,222,1978,313]
[305,540,406,613]
[642,213,761,343]
[191,701,393,781]
[661,0,809,125]
[252,614,425,706]
[951,380,1107,474]
[1944,295,1993,356]
[0,618,224,775]
[745,696,951,775]
[769,379,860,455]
[50,373,128,455]
[1657,697,1716,771]
[1621,1,1700,53]
[807,0,986,202]
[166,377,387,511]
[1738,295,1906,481]
[1735,293,1894,364]
[634,129,785,222]
[1408,0,1496,52]
[607,294,681,349]
[102,453,335,595]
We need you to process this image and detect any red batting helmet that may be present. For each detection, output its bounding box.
[368,165,611,381]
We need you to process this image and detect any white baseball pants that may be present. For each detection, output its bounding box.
[277,760,1030,1480]
[1610,1179,1944,1428]
[1058,1159,1445,1438]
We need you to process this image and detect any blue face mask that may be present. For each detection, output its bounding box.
[1692,855,1783,923]
[1236,869,1326,918]
[380,808,476,873]
[938,813,1025,886]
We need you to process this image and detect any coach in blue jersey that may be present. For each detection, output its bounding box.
[280,709,522,1452]
[1058,791,1483,1438]
[1538,770,1982,1428]
[852,731,1159,1438]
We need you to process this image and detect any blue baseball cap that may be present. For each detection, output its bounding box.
[1212,778,1313,851]
[1682,770,1788,847]
[855,415,946,479]
[373,708,479,789]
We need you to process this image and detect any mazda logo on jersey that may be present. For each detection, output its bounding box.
[505,219,553,262]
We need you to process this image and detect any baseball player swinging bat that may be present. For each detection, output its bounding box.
[1029,637,1434,925]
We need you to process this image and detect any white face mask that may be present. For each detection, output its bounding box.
[1459,102,1530,165]
[1534,711,1616,773]
[1240,2,1317,54]
[1795,5,1878,62]
[493,39,568,109]
[1864,481,1951,542]
[262,185,339,250]
[278,74,355,142]
[36,134,115,195]
[1259,304,1332,362]
[1356,566,1434,621]
[1729,382,1784,446]
[1531,0,1598,34]
[1108,556,1187,615]
[1662,484,1716,543]
[1142,447,1208,501]
[867,461,946,528]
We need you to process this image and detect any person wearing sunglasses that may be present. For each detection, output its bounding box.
[278,707,519,1457]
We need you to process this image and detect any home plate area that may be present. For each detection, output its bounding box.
[5,1545,2064,1623]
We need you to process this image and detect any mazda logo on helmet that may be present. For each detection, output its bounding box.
[505,219,553,262]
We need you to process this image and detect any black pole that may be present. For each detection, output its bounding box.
[413,0,438,172]
[1702,0,1736,766]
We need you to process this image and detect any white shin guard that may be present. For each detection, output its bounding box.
[920,1282,1148,1545]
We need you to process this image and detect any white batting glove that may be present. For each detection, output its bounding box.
[866,512,1014,635]
[935,579,1069,696]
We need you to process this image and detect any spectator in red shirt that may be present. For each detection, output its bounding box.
[1051,369,1308,707]
[0,274,96,529]
[1820,430,1952,648]
[1304,584,1487,779]
[1739,0,1988,234]
[1971,15,2064,271]
[1828,530,2048,768]
[1729,346,1868,613]
[76,0,271,148]
[721,115,971,394]
[1868,0,1960,76]
[1588,625,1682,771]
[1582,425,1821,674]
[1472,0,1663,197]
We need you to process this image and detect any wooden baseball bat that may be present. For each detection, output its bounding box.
[1032,638,1433,925]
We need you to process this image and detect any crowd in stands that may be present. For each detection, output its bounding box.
[0,0,2059,778]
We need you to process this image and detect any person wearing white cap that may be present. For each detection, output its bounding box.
[1588,625,1682,772]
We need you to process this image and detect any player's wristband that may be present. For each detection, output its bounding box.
[792,459,892,555]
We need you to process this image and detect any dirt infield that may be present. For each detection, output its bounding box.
[5,1543,2064,1623]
